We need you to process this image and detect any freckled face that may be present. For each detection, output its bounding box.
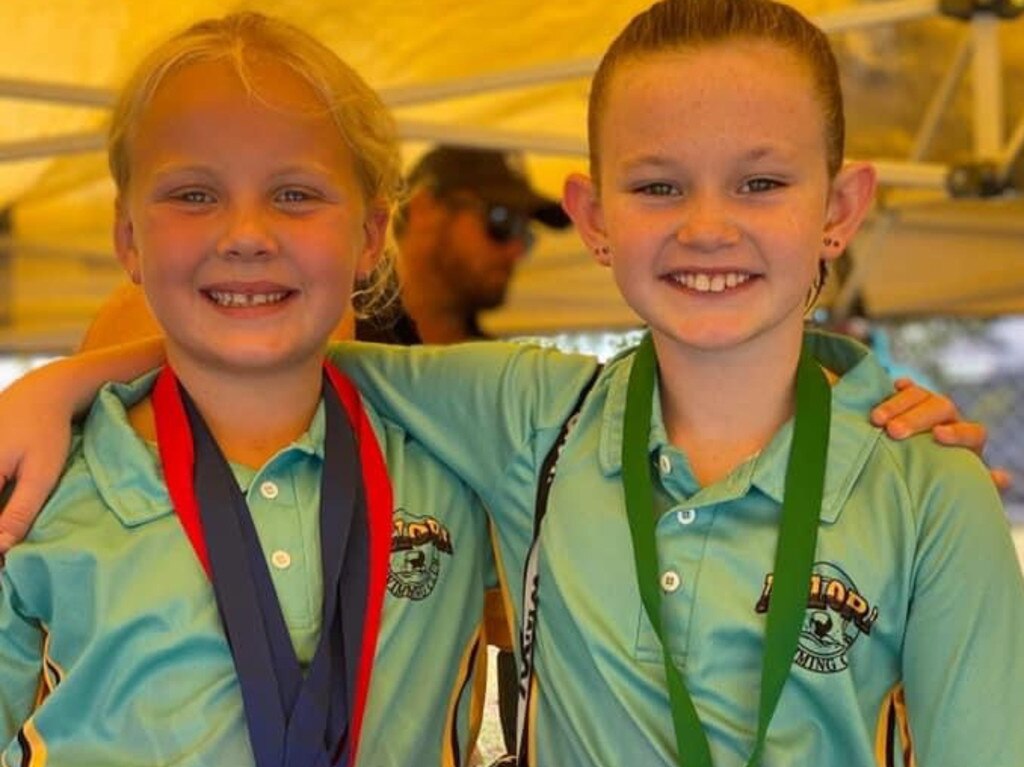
[593,41,837,358]
[116,58,380,379]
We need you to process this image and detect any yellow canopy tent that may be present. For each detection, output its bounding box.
[0,0,1022,350]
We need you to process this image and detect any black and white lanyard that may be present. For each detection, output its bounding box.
[515,366,602,765]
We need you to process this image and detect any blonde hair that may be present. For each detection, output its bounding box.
[108,12,403,316]
[589,0,845,185]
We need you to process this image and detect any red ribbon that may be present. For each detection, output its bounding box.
[152,363,392,766]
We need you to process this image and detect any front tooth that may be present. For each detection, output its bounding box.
[694,274,710,292]
[210,291,288,307]
[710,275,725,292]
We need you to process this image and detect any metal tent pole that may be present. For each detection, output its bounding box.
[971,12,1004,158]
[910,32,974,160]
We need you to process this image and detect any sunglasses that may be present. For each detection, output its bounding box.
[447,197,536,251]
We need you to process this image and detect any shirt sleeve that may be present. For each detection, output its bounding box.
[900,447,1024,766]
[0,568,44,743]
[328,341,599,497]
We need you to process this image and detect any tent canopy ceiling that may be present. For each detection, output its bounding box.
[0,0,1022,350]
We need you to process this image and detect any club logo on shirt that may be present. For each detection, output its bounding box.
[387,509,453,601]
[755,561,878,674]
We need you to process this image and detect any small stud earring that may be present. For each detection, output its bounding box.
[822,236,840,248]
[595,245,610,256]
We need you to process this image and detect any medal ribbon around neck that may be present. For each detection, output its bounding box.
[622,333,831,767]
[153,362,392,767]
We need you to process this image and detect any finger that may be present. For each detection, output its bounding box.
[870,382,932,425]
[870,389,927,429]
[931,422,988,457]
[990,468,1013,494]
[0,459,63,553]
[872,390,958,438]
[0,497,34,554]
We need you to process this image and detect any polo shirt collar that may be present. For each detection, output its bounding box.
[84,371,327,528]
[597,330,888,524]
[84,371,170,526]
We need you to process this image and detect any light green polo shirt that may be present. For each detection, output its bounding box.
[332,332,1024,767]
[0,369,492,767]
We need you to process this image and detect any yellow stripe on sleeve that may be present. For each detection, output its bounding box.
[441,625,485,767]
[19,719,49,767]
[874,683,916,767]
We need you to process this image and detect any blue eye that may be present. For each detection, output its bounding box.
[175,189,214,204]
[741,177,783,193]
[277,188,314,203]
[635,182,679,196]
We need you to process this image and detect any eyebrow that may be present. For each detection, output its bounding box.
[620,145,795,171]
[740,146,794,163]
[150,162,212,177]
[149,161,342,181]
[620,154,678,170]
[268,163,343,180]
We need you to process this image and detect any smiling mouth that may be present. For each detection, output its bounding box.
[667,271,753,293]
[204,290,292,308]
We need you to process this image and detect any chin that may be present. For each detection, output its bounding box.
[650,319,760,353]
[472,294,508,312]
[190,343,323,377]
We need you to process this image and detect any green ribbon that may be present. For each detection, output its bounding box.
[621,333,831,767]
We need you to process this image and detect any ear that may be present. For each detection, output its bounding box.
[562,173,610,266]
[113,200,142,284]
[823,161,877,263]
[357,203,391,279]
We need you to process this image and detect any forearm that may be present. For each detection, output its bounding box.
[331,341,598,494]
[0,337,165,551]
[30,336,165,417]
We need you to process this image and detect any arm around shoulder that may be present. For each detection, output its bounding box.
[328,341,599,492]
[0,337,164,551]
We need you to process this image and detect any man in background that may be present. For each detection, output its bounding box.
[385,145,570,343]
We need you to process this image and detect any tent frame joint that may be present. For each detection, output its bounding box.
[939,0,1023,21]
[946,160,1015,197]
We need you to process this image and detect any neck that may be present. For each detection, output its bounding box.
[404,303,478,344]
[131,355,325,469]
[653,331,804,487]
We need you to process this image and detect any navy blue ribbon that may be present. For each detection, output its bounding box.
[180,371,366,767]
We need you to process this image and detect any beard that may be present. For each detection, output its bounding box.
[461,266,513,312]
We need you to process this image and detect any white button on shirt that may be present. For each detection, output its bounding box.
[270,550,292,570]
[676,508,697,526]
[660,570,681,593]
[259,481,280,500]
[658,454,672,475]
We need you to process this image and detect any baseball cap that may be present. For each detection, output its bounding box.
[408,145,571,229]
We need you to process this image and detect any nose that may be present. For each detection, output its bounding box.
[675,192,740,251]
[216,202,276,259]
